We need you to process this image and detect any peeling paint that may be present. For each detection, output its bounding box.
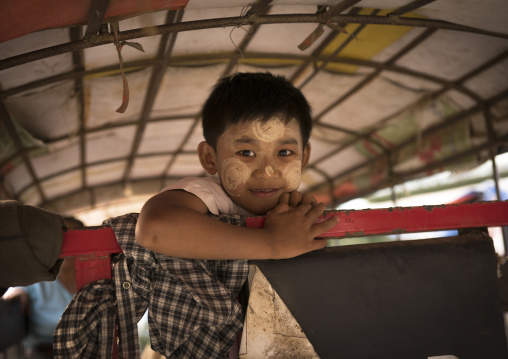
[422,204,446,212]
[344,231,365,237]
[76,254,110,261]
[390,228,407,234]
[68,225,110,232]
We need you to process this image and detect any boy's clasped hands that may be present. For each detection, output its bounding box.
[264,191,337,259]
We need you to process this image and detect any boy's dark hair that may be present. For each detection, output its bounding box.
[202,72,312,149]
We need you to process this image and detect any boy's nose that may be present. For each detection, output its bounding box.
[253,157,280,179]
[254,166,277,179]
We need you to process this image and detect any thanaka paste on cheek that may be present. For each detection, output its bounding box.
[282,161,301,191]
[221,157,251,196]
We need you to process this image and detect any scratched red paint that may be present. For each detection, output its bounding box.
[246,201,508,238]
[61,201,508,290]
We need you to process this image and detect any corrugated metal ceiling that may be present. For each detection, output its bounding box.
[1,0,507,216]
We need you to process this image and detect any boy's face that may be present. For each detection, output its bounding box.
[199,117,310,215]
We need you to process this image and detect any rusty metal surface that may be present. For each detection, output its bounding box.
[246,200,508,238]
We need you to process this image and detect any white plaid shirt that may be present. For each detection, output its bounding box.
[54,213,248,358]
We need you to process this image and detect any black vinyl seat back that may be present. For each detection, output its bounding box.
[254,233,507,359]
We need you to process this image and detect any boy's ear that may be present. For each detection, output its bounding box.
[198,141,218,175]
[301,142,311,169]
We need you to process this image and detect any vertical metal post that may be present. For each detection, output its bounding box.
[388,152,401,240]
[483,103,507,252]
[390,185,401,241]
[390,185,398,206]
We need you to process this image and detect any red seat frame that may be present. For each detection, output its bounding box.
[60,201,508,291]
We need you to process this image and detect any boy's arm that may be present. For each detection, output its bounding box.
[135,190,337,260]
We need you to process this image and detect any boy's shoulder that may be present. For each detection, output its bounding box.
[161,176,248,216]
[160,176,220,194]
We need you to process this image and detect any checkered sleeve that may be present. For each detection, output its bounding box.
[118,213,248,358]
[53,279,117,359]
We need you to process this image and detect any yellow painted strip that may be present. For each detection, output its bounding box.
[322,9,425,73]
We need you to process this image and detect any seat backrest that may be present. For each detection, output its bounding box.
[254,233,507,359]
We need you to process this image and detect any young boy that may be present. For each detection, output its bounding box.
[135,72,337,260]
[129,72,339,358]
[54,73,336,359]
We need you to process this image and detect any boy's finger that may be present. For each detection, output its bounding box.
[311,238,327,251]
[288,191,303,208]
[278,192,290,205]
[304,202,327,218]
[294,202,314,215]
[270,202,291,214]
[301,193,317,205]
[311,216,338,237]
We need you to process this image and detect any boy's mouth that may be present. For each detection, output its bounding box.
[249,188,280,198]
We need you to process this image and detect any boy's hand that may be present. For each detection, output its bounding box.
[286,191,317,208]
[269,191,316,213]
[263,193,337,259]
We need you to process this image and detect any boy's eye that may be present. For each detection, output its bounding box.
[278,149,293,156]
[238,150,255,157]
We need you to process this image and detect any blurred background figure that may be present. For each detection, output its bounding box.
[1,217,83,359]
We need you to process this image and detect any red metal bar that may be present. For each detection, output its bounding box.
[60,227,122,291]
[246,201,508,238]
[60,201,508,289]
[73,254,113,291]
[60,226,121,257]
